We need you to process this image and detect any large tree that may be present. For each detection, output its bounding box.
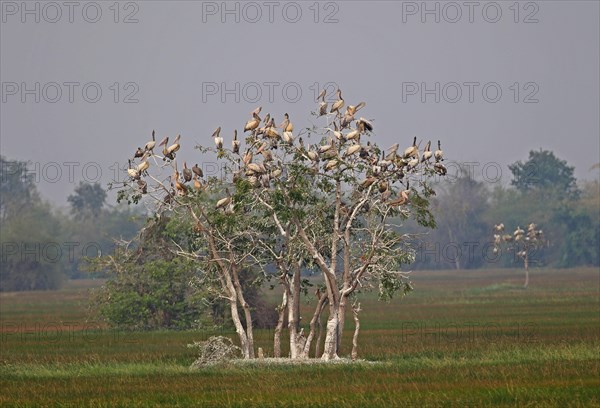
[116,90,447,360]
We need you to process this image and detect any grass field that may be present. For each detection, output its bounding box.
[1,267,599,407]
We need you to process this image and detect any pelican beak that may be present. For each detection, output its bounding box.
[158,137,168,147]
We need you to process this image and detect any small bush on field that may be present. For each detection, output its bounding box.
[188,336,241,368]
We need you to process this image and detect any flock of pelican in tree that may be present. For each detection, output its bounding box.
[125,88,447,210]
[492,222,545,257]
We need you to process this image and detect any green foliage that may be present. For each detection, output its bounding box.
[0,202,66,291]
[0,159,144,289]
[67,182,107,219]
[553,204,600,267]
[411,171,490,270]
[89,255,205,330]
[0,157,65,291]
[0,156,39,223]
[509,149,579,199]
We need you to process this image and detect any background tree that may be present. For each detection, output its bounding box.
[67,182,107,219]
[86,214,206,329]
[492,222,546,288]
[509,149,579,199]
[0,157,65,291]
[423,169,490,270]
[64,183,143,279]
[552,180,600,267]
[0,156,39,223]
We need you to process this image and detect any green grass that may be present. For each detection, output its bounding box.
[1,268,599,406]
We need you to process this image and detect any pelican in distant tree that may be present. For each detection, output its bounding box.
[514,226,525,241]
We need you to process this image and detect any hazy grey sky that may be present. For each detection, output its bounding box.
[1,1,599,205]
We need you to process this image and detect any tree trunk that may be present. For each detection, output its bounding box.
[301,290,328,358]
[287,291,299,358]
[292,262,301,333]
[205,233,253,358]
[321,305,340,361]
[232,266,255,359]
[337,294,347,355]
[288,263,304,358]
[523,253,529,288]
[448,226,460,270]
[273,291,287,358]
[351,303,361,360]
[315,301,326,358]
[228,296,250,358]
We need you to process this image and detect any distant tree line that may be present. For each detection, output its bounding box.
[0,156,143,291]
[2,149,598,293]
[410,149,599,270]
